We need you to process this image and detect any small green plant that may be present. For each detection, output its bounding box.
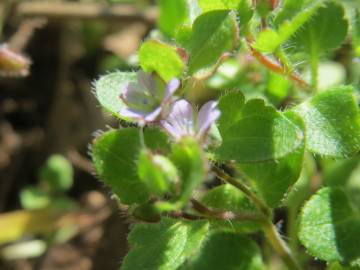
[92,0,360,269]
[20,154,75,211]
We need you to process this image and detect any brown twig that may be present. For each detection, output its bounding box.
[246,38,309,89]
[16,1,158,23]
[9,18,47,52]
[67,149,95,174]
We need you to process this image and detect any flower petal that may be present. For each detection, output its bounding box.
[197,100,221,139]
[164,78,180,101]
[138,70,156,94]
[161,99,195,139]
[144,107,162,122]
[160,121,182,140]
[119,107,146,120]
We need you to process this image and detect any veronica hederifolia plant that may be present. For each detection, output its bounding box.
[92,0,360,269]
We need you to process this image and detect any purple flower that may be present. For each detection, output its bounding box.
[161,99,220,142]
[119,71,180,123]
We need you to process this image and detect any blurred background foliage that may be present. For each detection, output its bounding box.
[0,0,155,269]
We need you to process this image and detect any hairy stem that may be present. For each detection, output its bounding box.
[246,39,309,90]
[310,47,319,90]
[263,220,302,270]
[212,166,271,217]
[191,199,265,222]
[212,166,303,270]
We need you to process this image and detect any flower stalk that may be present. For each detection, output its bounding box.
[212,166,303,270]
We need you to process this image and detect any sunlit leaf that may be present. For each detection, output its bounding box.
[139,39,186,82]
[94,71,136,118]
[188,10,239,78]
[121,218,209,270]
[92,128,170,204]
[293,85,360,157]
[299,187,360,267]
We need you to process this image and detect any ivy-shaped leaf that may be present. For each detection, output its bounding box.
[293,85,360,157]
[292,1,348,56]
[121,218,209,270]
[188,10,239,78]
[139,39,186,82]
[254,0,325,53]
[291,1,348,88]
[92,128,170,204]
[181,232,264,270]
[94,71,136,118]
[158,0,189,38]
[217,91,245,135]
[298,187,360,267]
[239,112,305,207]
[273,0,313,26]
[216,99,304,162]
[198,0,253,31]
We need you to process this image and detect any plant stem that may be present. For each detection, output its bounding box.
[212,166,303,270]
[287,206,299,255]
[212,166,271,217]
[190,199,265,222]
[263,220,302,270]
[246,40,309,90]
[310,48,319,90]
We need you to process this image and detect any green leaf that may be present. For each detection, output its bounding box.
[202,184,256,212]
[293,1,348,56]
[137,149,178,196]
[139,39,186,82]
[94,71,136,118]
[239,111,305,207]
[201,184,261,233]
[298,187,360,267]
[217,91,245,135]
[267,71,290,105]
[322,157,360,187]
[181,232,264,270]
[20,186,50,210]
[291,1,347,87]
[158,0,201,39]
[293,85,360,157]
[121,218,209,270]
[158,0,189,37]
[353,10,360,57]
[328,262,360,270]
[39,154,73,192]
[254,0,325,53]
[283,153,316,208]
[171,138,206,205]
[188,10,239,78]
[92,128,170,204]
[198,0,253,31]
[216,99,304,162]
[273,0,311,26]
